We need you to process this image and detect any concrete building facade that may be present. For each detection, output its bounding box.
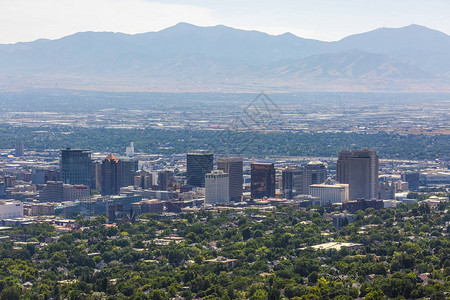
[337,148,379,200]
[205,170,229,204]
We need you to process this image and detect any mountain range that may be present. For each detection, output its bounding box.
[1,23,450,92]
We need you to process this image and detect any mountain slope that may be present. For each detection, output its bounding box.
[332,24,450,74]
[264,51,433,80]
[0,23,449,92]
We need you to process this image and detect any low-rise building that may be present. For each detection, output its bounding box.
[0,200,23,219]
[309,178,349,205]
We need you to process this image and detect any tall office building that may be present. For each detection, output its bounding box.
[217,157,243,202]
[158,170,174,190]
[60,148,92,187]
[302,161,327,194]
[134,171,152,189]
[15,142,24,157]
[282,167,303,199]
[401,171,420,191]
[120,157,139,187]
[125,142,135,157]
[186,150,213,187]
[205,170,230,204]
[337,148,379,200]
[101,154,121,195]
[91,161,101,190]
[251,163,276,199]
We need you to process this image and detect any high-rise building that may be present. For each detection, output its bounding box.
[217,157,243,202]
[401,171,420,191]
[15,142,24,157]
[205,170,229,204]
[125,142,135,157]
[378,180,395,199]
[120,157,139,187]
[100,154,139,195]
[337,148,379,200]
[158,170,174,190]
[186,150,213,187]
[90,161,100,190]
[251,163,275,199]
[60,148,92,187]
[302,161,327,194]
[101,154,121,195]
[134,171,152,189]
[0,182,5,197]
[281,167,303,199]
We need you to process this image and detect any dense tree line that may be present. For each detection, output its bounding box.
[0,125,449,159]
[0,202,449,299]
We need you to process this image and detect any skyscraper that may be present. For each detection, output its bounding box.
[60,148,91,187]
[120,157,139,187]
[401,171,420,191]
[101,153,121,195]
[125,142,135,157]
[15,142,24,157]
[217,157,243,202]
[158,170,174,190]
[186,150,213,187]
[100,154,138,195]
[302,161,327,194]
[251,163,275,199]
[205,170,229,204]
[134,171,152,189]
[337,148,379,200]
[281,167,303,199]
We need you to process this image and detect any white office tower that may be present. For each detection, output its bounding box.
[205,170,229,205]
[309,178,349,206]
[0,200,23,219]
[125,142,135,157]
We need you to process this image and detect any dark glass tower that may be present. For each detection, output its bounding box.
[251,163,275,199]
[282,167,303,199]
[158,170,174,190]
[186,150,213,187]
[101,153,121,195]
[60,148,91,187]
[120,157,139,187]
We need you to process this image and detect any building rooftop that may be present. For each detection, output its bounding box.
[104,153,119,163]
[300,242,362,251]
[187,150,213,155]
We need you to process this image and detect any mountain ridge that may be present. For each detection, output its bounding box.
[0,23,449,92]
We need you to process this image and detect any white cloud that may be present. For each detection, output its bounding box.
[0,0,216,44]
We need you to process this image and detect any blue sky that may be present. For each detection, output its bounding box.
[1,0,449,44]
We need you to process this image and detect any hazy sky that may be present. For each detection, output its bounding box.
[1,0,449,44]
